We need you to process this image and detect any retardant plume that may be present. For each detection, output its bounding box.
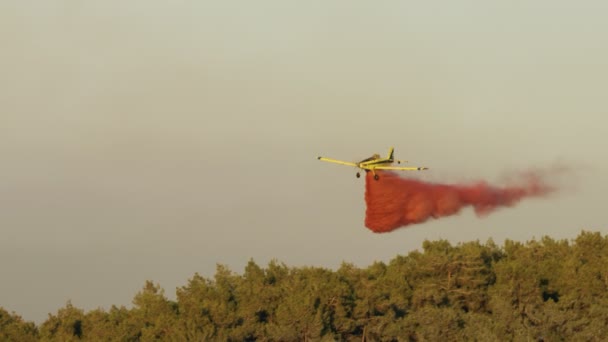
[364,170,557,233]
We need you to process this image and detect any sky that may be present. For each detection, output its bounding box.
[2,1,608,323]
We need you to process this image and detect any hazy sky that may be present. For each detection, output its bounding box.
[2,1,608,323]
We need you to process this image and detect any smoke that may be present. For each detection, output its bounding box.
[364,170,558,233]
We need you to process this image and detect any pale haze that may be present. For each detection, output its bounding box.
[2,1,607,323]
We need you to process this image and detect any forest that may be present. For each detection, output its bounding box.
[1,230,608,341]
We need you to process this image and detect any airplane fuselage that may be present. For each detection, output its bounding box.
[358,157,394,170]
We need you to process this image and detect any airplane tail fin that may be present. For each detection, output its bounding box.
[387,147,395,161]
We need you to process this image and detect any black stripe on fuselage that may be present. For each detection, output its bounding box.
[359,156,376,163]
[359,159,393,166]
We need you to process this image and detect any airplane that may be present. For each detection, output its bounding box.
[317,147,428,180]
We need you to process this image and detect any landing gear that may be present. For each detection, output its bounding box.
[374,174,380,181]
[356,172,361,178]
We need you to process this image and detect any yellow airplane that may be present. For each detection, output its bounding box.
[317,147,428,180]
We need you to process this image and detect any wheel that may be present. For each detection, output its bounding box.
[374,174,380,180]
[356,172,360,178]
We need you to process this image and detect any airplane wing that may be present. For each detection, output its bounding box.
[317,157,358,167]
[374,166,429,171]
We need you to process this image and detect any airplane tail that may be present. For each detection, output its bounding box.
[387,147,395,161]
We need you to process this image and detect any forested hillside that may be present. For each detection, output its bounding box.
[2,231,608,341]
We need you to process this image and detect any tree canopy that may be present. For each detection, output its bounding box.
[2,230,608,341]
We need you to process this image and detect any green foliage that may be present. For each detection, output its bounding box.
[8,230,608,341]
[39,301,84,342]
[131,281,181,341]
[0,307,38,342]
